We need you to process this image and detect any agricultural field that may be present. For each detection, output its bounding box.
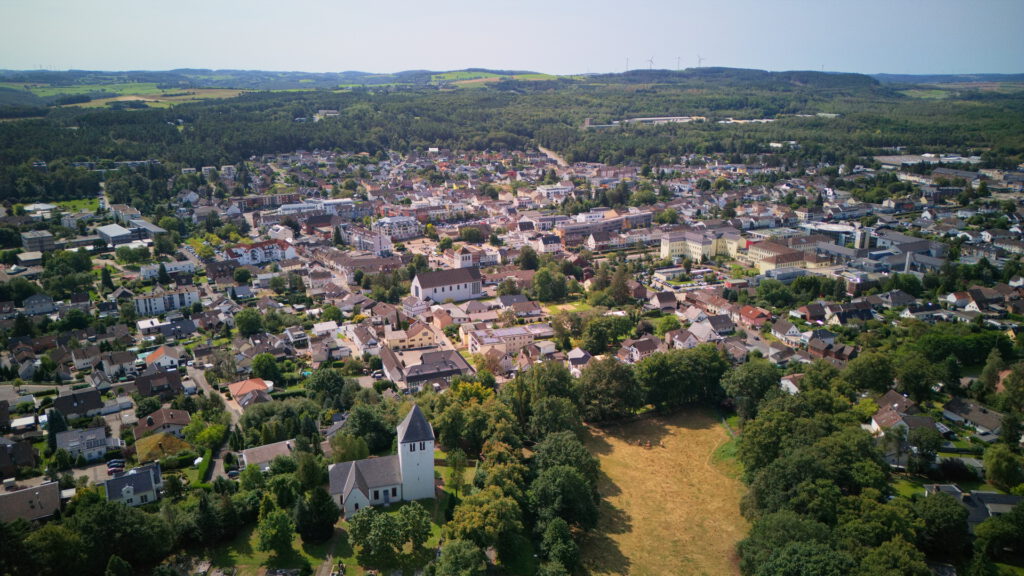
[0,81,245,108]
[581,409,748,576]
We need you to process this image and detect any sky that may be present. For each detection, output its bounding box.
[2,0,1022,75]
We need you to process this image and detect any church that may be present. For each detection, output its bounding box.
[327,404,436,517]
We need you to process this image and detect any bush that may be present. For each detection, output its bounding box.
[938,458,977,483]
[196,448,213,482]
[160,450,199,470]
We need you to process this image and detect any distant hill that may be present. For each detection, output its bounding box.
[872,73,1024,84]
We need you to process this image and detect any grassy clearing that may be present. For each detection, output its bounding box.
[55,198,99,212]
[580,409,748,576]
[898,89,952,99]
[206,525,333,576]
[892,473,1004,500]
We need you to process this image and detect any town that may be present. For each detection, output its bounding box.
[2,142,1024,576]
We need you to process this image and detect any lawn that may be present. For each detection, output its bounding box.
[892,473,1004,499]
[206,524,334,576]
[580,409,749,576]
[56,198,99,212]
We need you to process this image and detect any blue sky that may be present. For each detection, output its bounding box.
[2,0,1022,75]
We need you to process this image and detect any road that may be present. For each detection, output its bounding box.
[187,366,241,480]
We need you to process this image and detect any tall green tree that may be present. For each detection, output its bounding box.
[257,509,295,557]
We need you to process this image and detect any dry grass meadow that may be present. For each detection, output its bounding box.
[580,409,748,576]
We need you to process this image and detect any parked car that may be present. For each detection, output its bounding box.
[227,469,240,479]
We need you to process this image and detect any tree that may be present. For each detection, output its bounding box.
[841,352,895,393]
[350,508,404,562]
[534,431,600,485]
[907,426,943,473]
[721,359,779,420]
[528,396,581,441]
[980,347,1005,398]
[653,314,681,337]
[446,447,468,497]
[252,353,283,383]
[435,539,487,576]
[100,266,114,291]
[46,408,68,453]
[233,267,252,285]
[445,485,523,551]
[856,536,930,576]
[269,275,288,294]
[984,443,1024,491]
[157,263,171,284]
[517,246,539,270]
[540,517,579,570]
[25,523,86,576]
[257,509,295,557]
[914,491,969,560]
[234,308,264,336]
[329,433,369,463]
[398,501,432,549]
[738,510,831,575]
[240,463,265,491]
[104,555,133,576]
[529,465,598,529]
[895,352,937,403]
[575,357,643,422]
[754,540,854,576]
[294,487,341,544]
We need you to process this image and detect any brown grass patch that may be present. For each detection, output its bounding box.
[579,409,748,576]
[135,432,194,461]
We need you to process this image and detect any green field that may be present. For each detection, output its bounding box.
[0,81,245,108]
[56,198,99,212]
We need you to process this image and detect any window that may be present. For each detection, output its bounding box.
[354,503,360,511]
[419,441,425,451]
[410,443,416,452]
[373,490,379,500]
[391,487,397,497]
[141,494,149,503]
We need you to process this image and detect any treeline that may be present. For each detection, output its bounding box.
[2,72,1023,199]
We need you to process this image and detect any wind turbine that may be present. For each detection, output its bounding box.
[647,56,654,70]
[626,57,630,72]
[697,54,706,68]
[676,56,681,71]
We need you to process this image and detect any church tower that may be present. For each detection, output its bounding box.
[397,404,435,501]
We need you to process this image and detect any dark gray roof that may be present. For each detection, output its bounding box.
[413,267,481,290]
[104,462,161,501]
[329,455,402,499]
[397,404,434,444]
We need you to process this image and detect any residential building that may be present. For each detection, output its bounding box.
[380,347,474,391]
[134,287,200,316]
[241,438,297,472]
[0,481,60,523]
[104,462,163,507]
[133,409,191,440]
[55,427,121,463]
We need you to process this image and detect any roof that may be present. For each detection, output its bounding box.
[228,378,270,398]
[241,438,295,471]
[133,408,191,439]
[328,455,403,499]
[104,462,162,501]
[0,481,61,523]
[413,267,481,290]
[944,397,1003,432]
[53,388,103,416]
[397,404,435,444]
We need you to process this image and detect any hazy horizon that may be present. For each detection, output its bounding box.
[2,0,1023,76]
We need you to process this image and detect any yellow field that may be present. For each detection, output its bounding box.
[580,409,748,576]
[70,88,245,108]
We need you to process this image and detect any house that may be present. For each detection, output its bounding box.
[0,438,38,477]
[647,292,678,312]
[145,346,180,371]
[22,294,56,316]
[241,438,297,472]
[380,347,474,392]
[943,398,1003,436]
[53,388,104,419]
[226,239,297,266]
[0,481,61,523]
[134,287,200,317]
[133,409,191,440]
[566,347,592,377]
[284,326,309,348]
[55,426,122,463]
[410,268,484,303]
[618,336,662,364]
[104,462,163,507]
[736,305,772,329]
[466,326,534,355]
[96,350,136,378]
[924,484,1021,533]
[869,390,919,435]
[228,377,273,400]
[328,405,435,517]
[665,329,700,350]
[772,319,802,345]
[135,370,185,400]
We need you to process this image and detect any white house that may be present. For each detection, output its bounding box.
[103,462,163,507]
[140,260,196,281]
[145,346,179,371]
[410,268,483,303]
[328,404,435,517]
[55,427,122,463]
[134,287,200,317]
[226,239,297,266]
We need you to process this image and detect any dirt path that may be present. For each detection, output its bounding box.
[538,145,569,168]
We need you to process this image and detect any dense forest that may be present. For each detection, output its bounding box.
[1,68,1023,201]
